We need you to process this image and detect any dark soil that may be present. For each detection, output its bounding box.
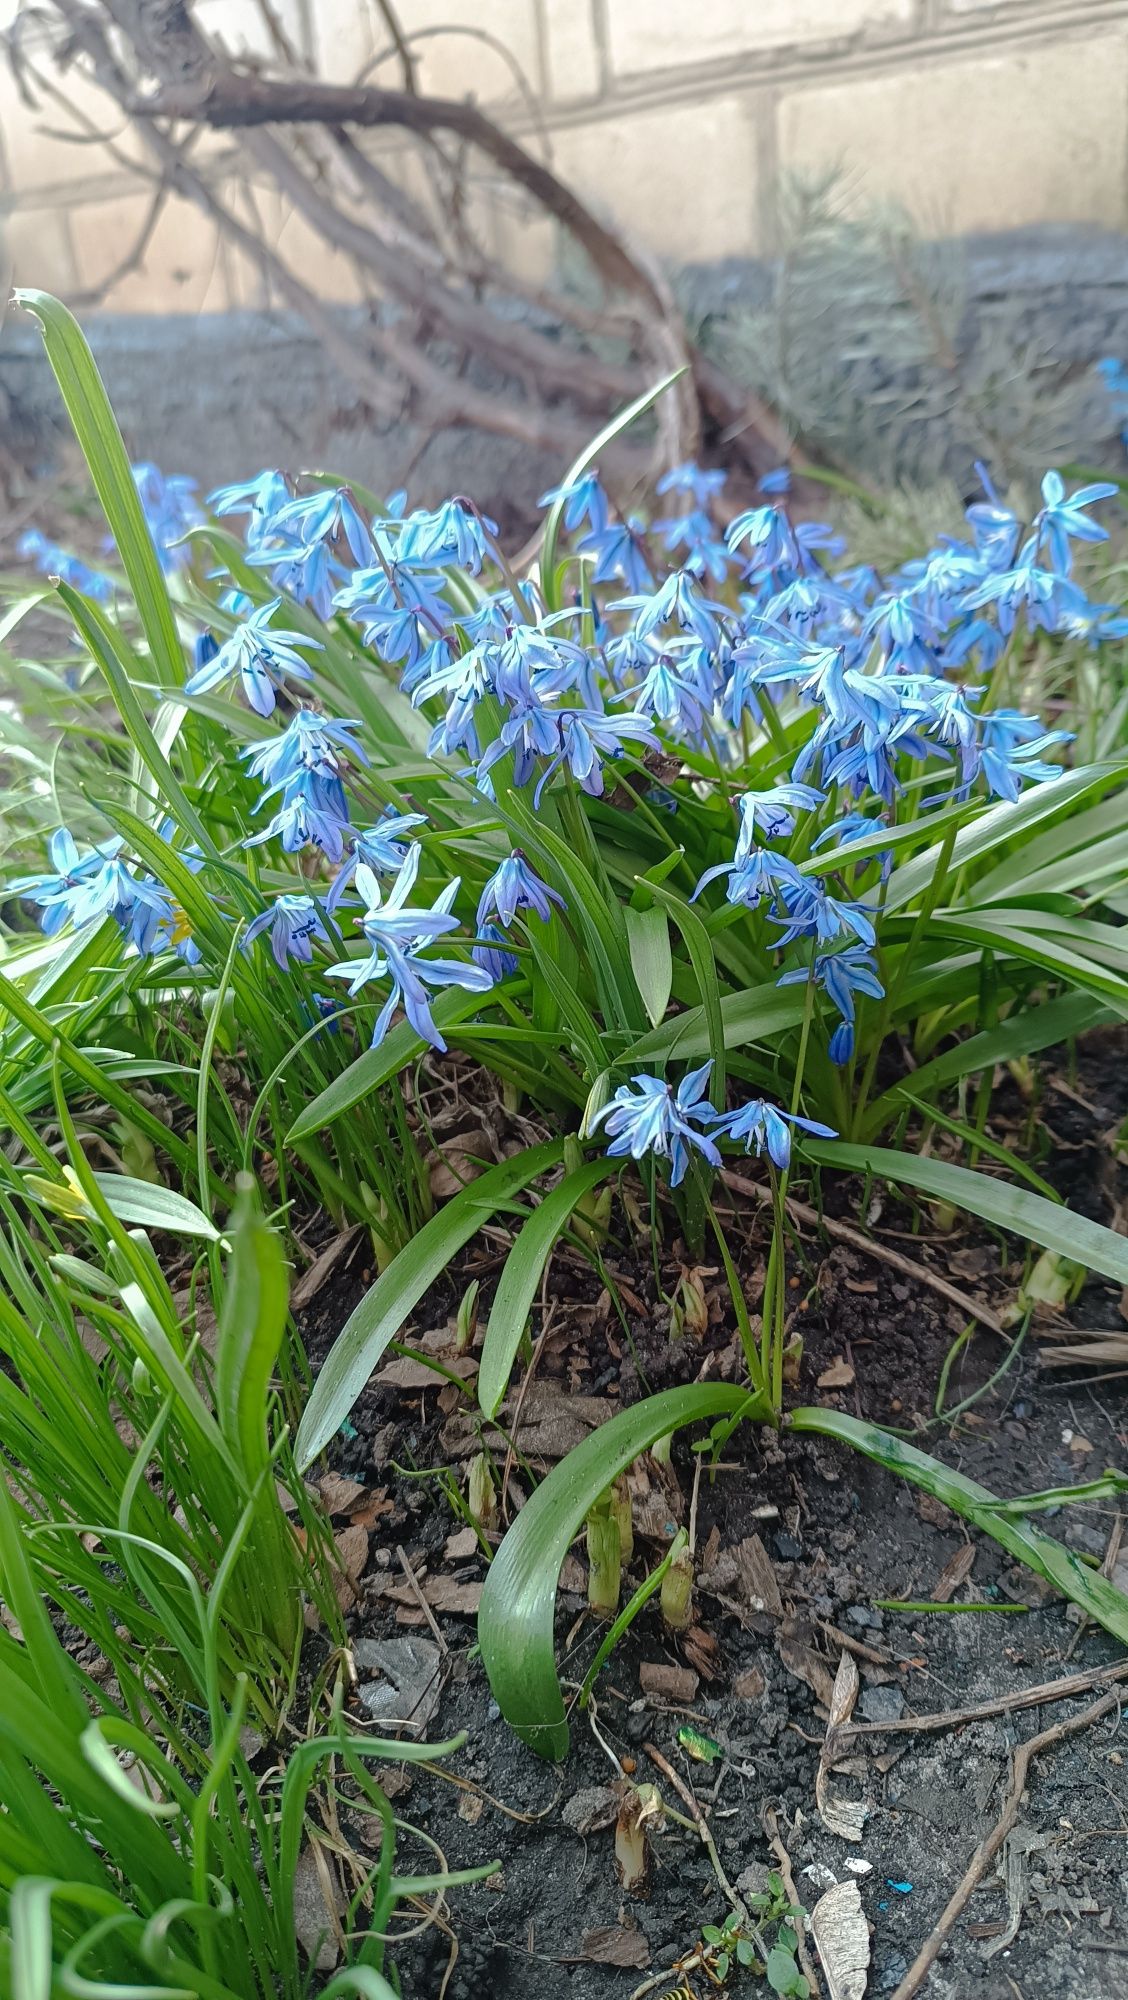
[297,1032,1128,2000]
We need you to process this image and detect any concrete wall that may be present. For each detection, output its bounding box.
[1,0,1126,310]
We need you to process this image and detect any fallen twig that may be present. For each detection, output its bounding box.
[827,1656,1128,1756]
[888,1685,1123,2000]
[395,1544,448,1655]
[762,1802,824,1999]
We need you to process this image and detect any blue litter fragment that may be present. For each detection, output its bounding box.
[886,1880,913,1894]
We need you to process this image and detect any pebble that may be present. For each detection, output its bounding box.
[846,1604,884,1629]
[860,1684,906,1724]
[774,1532,804,1561]
[878,1955,909,1992]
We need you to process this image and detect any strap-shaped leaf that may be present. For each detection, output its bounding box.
[479,1382,765,1757]
[296,1140,563,1467]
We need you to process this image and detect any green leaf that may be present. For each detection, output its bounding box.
[88,1173,221,1240]
[626,981,805,1066]
[645,880,725,1098]
[872,990,1109,1114]
[14,292,185,691]
[885,763,1122,912]
[58,585,215,858]
[296,1140,563,1467]
[625,904,673,1029]
[479,1159,616,1418]
[478,1382,765,1758]
[539,367,686,612]
[806,1139,1128,1285]
[789,1407,1128,1648]
[213,1179,288,1482]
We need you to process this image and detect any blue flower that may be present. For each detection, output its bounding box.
[132,463,204,572]
[624,655,709,738]
[758,467,792,496]
[694,846,805,912]
[779,943,884,1023]
[725,505,799,578]
[399,499,498,575]
[828,1021,854,1065]
[735,784,824,850]
[1033,470,1118,575]
[244,771,353,861]
[577,517,653,591]
[244,893,334,970]
[977,710,1071,802]
[476,852,564,930]
[473,922,519,982]
[17,529,114,601]
[326,846,492,1050]
[184,599,322,716]
[589,1062,724,1187]
[713,1096,836,1170]
[269,486,373,565]
[773,877,876,949]
[657,510,732,584]
[535,706,659,804]
[612,569,728,650]
[241,711,368,792]
[963,539,1087,636]
[326,811,427,912]
[208,471,291,548]
[249,538,344,620]
[538,469,609,536]
[9,828,124,935]
[657,461,727,508]
[965,464,1022,570]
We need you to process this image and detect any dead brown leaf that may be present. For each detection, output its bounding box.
[581,1925,650,1969]
[817,1651,868,1842]
[778,1617,838,1708]
[457,1790,485,1825]
[331,1523,369,1609]
[291,1228,362,1309]
[682,1625,722,1682]
[375,1352,477,1391]
[444,1525,480,1562]
[733,1665,765,1700]
[931,1541,975,1602]
[318,1473,367,1517]
[817,1356,856,1389]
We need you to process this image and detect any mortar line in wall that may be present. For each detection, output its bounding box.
[498,0,1128,140]
[589,0,612,96]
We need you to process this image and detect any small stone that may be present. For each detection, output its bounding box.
[860,1684,905,1724]
[846,1604,883,1629]
[879,1954,908,1993]
[736,1862,773,1901]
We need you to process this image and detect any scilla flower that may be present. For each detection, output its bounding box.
[476,852,564,931]
[590,1062,724,1187]
[185,599,322,716]
[713,1097,836,1171]
[244,892,335,970]
[327,846,492,1051]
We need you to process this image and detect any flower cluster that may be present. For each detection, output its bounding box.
[591,1062,834,1184]
[8,436,1123,1123]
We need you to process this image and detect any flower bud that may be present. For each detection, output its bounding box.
[455,1278,479,1354]
[468,1451,497,1531]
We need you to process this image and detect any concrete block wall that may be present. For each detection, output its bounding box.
[1,0,1126,310]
